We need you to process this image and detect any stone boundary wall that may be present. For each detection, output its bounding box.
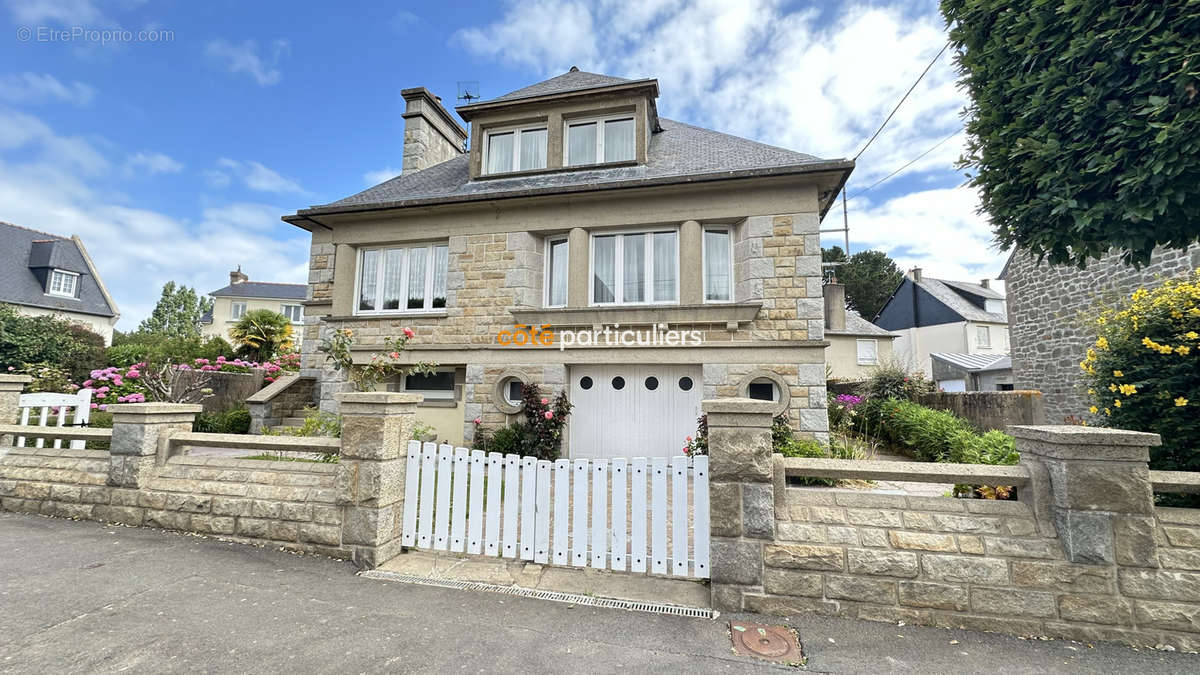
[246,374,317,433]
[917,391,1047,432]
[175,370,266,414]
[704,397,1200,652]
[0,378,419,568]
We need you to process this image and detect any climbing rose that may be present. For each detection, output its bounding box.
[403,327,415,338]
[540,398,548,405]
[388,352,400,359]
[544,411,553,420]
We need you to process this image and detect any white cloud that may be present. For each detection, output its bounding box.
[124,150,182,176]
[0,105,109,174]
[456,1,1006,280]
[363,166,401,186]
[212,158,305,194]
[204,39,290,86]
[0,115,307,326]
[0,73,95,106]
[4,0,110,25]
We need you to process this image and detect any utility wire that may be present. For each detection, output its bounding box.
[853,42,950,160]
[847,128,964,202]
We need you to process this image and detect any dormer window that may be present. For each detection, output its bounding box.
[566,115,635,166]
[47,270,78,298]
[483,125,547,175]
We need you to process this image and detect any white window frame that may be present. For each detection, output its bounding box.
[747,378,780,402]
[402,368,457,401]
[588,228,680,306]
[353,243,449,316]
[544,236,569,308]
[701,225,735,304]
[977,325,991,348]
[563,114,636,167]
[481,123,548,175]
[281,304,302,323]
[857,339,879,365]
[47,269,79,298]
[230,301,247,320]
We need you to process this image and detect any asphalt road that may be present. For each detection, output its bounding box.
[1,512,1197,674]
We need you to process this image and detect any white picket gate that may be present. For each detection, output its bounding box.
[400,441,711,579]
[15,389,92,450]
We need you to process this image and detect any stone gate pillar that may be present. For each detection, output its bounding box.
[1012,425,1161,566]
[336,392,420,568]
[704,398,778,611]
[108,403,201,489]
[0,375,32,446]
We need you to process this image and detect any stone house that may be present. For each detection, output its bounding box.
[1001,244,1200,423]
[0,220,120,345]
[201,267,307,347]
[874,269,1009,377]
[282,68,853,455]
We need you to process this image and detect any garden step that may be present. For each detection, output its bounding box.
[268,425,301,433]
[280,417,306,426]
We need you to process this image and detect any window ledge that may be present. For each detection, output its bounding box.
[326,311,449,321]
[476,159,639,181]
[415,399,458,408]
[510,302,761,327]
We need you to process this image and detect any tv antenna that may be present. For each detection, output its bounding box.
[457,81,480,104]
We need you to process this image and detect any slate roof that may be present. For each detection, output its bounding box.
[0,221,116,318]
[930,352,1012,373]
[475,69,635,105]
[307,118,838,214]
[207,281,307,300]
[200,309,213,325]
[919,277,1008,323]
[826,309,897,337]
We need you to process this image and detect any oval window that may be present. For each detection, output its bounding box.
[579,376,593,390]
[503,378,525,405]
[748,378,778,402]
[645,376,659,391]
[612,376,626,391]
[679,376,694,391]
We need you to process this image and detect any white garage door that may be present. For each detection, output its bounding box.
[569,365,703,459]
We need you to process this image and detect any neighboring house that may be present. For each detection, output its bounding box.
[929,353,1013,392]
[201,267,307,347]
[1002,244,1200,423]
[874,269,1009,377]
[283,68,853,454]
[0,221,119,345]
[822,282,897,381]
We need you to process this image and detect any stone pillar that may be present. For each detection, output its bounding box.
[679,220,702,304]
[108,403,201,489]
[567,227,589,308]
[0,374,32,446]
[704,398,777,611]
[336,392,420,568]
[1012,425,1161,566]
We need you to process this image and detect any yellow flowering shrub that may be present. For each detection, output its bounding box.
[1081,269,1200,472]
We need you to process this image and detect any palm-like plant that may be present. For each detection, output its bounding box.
[229,309,294,361]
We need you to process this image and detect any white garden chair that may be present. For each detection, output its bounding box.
[15,389,93,450]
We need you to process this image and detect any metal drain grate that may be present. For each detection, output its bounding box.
[361,570,713,619]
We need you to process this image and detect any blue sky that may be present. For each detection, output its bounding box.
[0,0,1007,328]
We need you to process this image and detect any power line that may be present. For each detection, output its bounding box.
[853,42,949,160]
[847,128,964,202]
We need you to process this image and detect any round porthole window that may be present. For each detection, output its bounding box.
[736,369,791,415]
[579,376,593,390]
[679,376,694,391]
[612,376,626,391]
[493,370,532,414]
[644,376,659,391]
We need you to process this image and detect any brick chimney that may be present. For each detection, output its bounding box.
[980,278,991,289]
[229,266,248,285]
[823,283,847,331]
[909,267,923,283]
[400,87,468,175]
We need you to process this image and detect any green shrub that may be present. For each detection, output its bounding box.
[777,436,835,487]
[17,362,74,393]
[488,422,533,455]
[0,304,106,381]
[263,407,341,438]
[106,342,151,367]
[193,407,251,435]
[860,360,935,401]
[108,334,235,367]
[85,410,112,451]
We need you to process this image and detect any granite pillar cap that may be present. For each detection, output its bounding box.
[1009,425,1161,446]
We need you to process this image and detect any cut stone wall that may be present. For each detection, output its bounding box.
[1005,245,1200,422]
[916,391,1047,432]
[247,375,317,432]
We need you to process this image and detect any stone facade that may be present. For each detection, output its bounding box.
[1005,244,1200,422]
[705,400,1200,652]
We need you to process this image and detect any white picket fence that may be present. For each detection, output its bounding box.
[400,441,710,579]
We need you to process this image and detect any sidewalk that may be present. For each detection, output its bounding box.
[1,512,1196,674]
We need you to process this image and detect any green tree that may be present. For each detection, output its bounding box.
[138,282,213,338]
[822,247,904,319]
[229,309,293,361]
[942,0,1200,268]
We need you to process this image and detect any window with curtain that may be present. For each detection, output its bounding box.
[546,237,568,307]
[591,230,678,305]
[704,228,732,302]
[484,126,547,174]
[566,115,635,166]
[357,243,450,315]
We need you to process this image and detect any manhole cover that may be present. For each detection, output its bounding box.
[730,621,802,664]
